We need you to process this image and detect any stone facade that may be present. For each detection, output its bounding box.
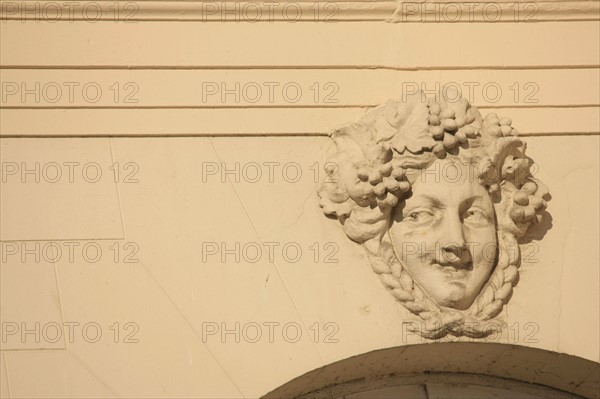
[1,2,599,397]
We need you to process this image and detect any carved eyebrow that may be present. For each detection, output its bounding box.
[409,194,445,209]
[463,195,488,208]
[465,195,483,203]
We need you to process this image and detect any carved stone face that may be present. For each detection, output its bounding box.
[390,158,497,310]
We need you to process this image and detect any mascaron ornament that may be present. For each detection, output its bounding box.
[317,91,550,339]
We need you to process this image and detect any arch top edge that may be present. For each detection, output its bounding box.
[263,343,600,399]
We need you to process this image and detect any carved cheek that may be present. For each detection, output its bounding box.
[397,219,434,241]
[394,226,417,250]
[468,225,497,266]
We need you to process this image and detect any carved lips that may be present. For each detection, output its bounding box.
[433,261,473,284]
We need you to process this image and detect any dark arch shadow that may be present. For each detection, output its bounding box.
[263,343,599,399]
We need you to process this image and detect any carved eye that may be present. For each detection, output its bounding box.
[463,207,490,226]
[405,210,434,224]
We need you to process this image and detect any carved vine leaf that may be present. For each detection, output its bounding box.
[392,102,436,154]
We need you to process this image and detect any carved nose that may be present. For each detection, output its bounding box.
[441,213,467,259]
[442,241,465,253]
[441,241,467,263]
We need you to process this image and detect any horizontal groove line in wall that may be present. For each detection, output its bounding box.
[2,105,599,110]
[1,132,599,139]
[0,237,126,243]
[1,18,598,22]
[2,65,600,71]
[0,347,67,351]
[6,0,595,3]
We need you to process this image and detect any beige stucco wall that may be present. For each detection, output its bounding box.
[1,2,599,398]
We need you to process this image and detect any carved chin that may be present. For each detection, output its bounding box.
[432,283,474,310]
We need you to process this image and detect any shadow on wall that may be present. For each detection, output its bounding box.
[522,209,553,244]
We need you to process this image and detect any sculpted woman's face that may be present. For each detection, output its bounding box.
[390,158,498,310]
